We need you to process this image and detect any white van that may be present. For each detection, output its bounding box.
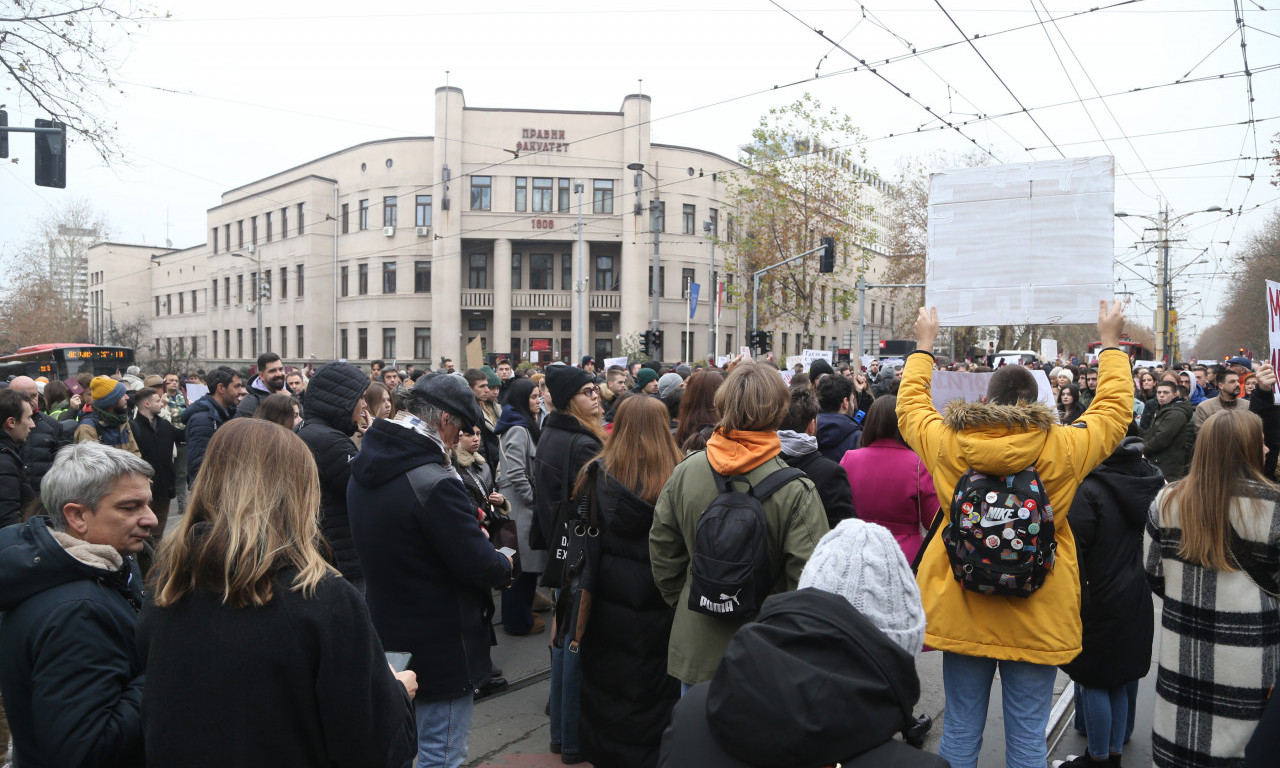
[993,349,1040,366]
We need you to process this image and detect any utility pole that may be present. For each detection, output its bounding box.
[651,202,661,334]
[857,279,925,359]
[574,181,585,363]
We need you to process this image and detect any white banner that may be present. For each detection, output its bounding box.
[801,348,833,367]
[1133,359,1162,371]
[785,355,804,371]
[716,355,731,367]
[860,355,877,372]
[602,356,628,370]
[930,369,1055,412]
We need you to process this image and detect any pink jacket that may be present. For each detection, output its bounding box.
[839,439,939,564]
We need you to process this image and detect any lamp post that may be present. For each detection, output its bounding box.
[704,219,715,362]
[230,249,263,358]
[574,181,585,363]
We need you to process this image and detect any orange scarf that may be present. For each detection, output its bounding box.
[706,429,782,475]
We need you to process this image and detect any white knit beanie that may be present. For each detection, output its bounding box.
[798,518,926,658]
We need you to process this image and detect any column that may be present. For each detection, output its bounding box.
[493,238,512,359]
[572,238,590,360]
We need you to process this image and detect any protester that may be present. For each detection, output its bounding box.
[494,378,549,636]
[0,389,36,528]
[184,366,246,486]
[130,386,180,544]
[0,442,155,768]
[1195,368,1243,427]
[650,360,828,689]
[9,377,66,494]
[841,395,939,564]
[899,300,1132,768]
[1057,433,1163,768]
[777,387,856,530]
[1247,364,1280,479]
[635,367,660,396]
[286,370,307,397]
[364,380,393,421]
[496,359,516,405]
[1057,383,1086,425]
[75,375,141,456]
[576,395,683,768]
[138,419,417,768]
[1145,408,1280,768]
[236,353,287,418]
[1144,380,1197,482]
[814,375,862,462]
[254,392,302,429]
[348,374,513,768]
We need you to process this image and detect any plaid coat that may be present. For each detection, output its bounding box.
[1145,482,1280,768]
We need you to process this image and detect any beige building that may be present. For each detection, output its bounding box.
[89,86,910,371]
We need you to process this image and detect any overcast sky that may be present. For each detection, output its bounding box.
[2,0,1276,347]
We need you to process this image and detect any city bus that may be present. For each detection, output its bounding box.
[0,344,135,382]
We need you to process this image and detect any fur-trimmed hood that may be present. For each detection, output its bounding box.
[939,399,1056,476]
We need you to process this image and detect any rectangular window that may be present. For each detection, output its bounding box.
[529,319,553,331]
[262,270,271,301]
[340,328,348,360]
[340,265,349,297]
[280,207,287,239]
[358,199,369,230]
[649,265,666,297]
[251,216,259,244]
[709,207,719,237]
[471,176,491,210]
[414,260,431,293]
[469,253,488,289]
[224,224,231,252]
[683,204,695,235]
[357,328,368,359]
[237,274,244,304]
[297,202,304,235]
[382,261,397,294]
[558,178,571,212]
[383,196,397,228]
[514,178,527,212]
[237,220,244,248]
[280,326,287,358]
[530,254,553,290]
[593,180,614,214]
[224,329,230,358]
[595,319,613,333]
[264,327,271,353]
[682,268,695,297]
[468,318,487,332]
[279,267,288,299]
[358,263,369,295]
[191,290,197,313]
[511,318,521,331]
[154,296,160,316]
[211,279,218,306]
[178,293,184,314]
[296,264,304,297]
[213,331,218,357]
[167,294,173,316]
[382,328,396,359]
[415,195,432,227]
[414,327,431,360]
[212,227,218,254]
[224,276,231,306]
[594,254,616,291]
[341,203,349,234]
[654,201,666,232]
[562,253,572,290]
[561,318,572,332]
[511,253,522,290]
[533,177,553,212]
[296,325,304,358]
[266,212,273,242]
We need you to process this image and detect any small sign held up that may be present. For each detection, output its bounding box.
[1268,280,1280,373]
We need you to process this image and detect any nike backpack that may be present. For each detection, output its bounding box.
[687,467,806,620]
[942,466,1055,597]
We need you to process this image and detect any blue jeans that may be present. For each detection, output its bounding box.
[1074,681,1139,745]
[549,642,583,754]
[939,652,1058,768]
[413,693,474,768]
[1079,684,1129,759]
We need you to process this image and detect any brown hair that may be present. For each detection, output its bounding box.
[363,381,390,419]
[254,393,299,429]
[1159,409,1277,571]
[779,387,819,434]
[675,369,724,448]
[715,361,790,433]
[564,396,606,442]
[151,419,334,608]
[576,396,680,504]
[986,365,1039,406]
[859,395,904,447]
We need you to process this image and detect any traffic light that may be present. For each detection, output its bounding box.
[819,236,835,273]
[34,119,66,189]
[260,279,271,299]
[651,329,664,353]
[750,329,772,354]
[640,330,652,357]
[0,110,8,159]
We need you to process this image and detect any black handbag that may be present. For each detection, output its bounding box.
[554,461,602,649]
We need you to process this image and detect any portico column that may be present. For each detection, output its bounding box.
[493,238,512,360]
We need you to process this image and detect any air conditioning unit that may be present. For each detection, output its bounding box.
[416,226,432,237]
[383,227,395,237]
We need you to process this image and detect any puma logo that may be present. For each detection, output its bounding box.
[699,589,742,614]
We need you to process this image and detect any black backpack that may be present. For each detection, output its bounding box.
[688,466,806,620]
[942,466,1056,597]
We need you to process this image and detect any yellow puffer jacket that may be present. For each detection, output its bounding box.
[897,349,1132,665]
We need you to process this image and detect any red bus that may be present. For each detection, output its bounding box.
[0,344,135,382]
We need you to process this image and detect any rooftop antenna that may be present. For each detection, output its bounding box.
[637,78,643,160]
[165,208,173,248]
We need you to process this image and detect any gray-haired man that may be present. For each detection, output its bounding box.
[0,442,155,768]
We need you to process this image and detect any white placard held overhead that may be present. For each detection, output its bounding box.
[602,356,628,370]
[801,349,833,367]
[931,369,1055,412]
[927,156,1115,326]
[1040,339,1058,363]
[785,356,804,371]
[1268,280,1280,373]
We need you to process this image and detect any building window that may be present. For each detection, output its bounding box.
[511,318,521,331]
[296,325,304,357]
[154,296,160,316]
[529,318,552,331]
[237,274,244,304]
[414,260,431,293]
[562,253,572,290]
[595,338,613,360]
[213,331,218,357]
[224,223,231,251]
[514,178,527,212]
[415,195,432,227]
[224,329,230,358]
[167,294,173,315]
[471,176,491,210]
[280,207,287,239]
[224,276,230,306]
[594,319,613,333]
[382,261,397,294]
[558,178,571,212]
[682,268,695,297]
[297,202,304,235]
[340,265,349,297]
[264,327,271,353]
[593,180,613,214]
[561,318,572,332]
[383,196,397,228]
[262,270,271,301]
[251,216,259,244]
[237,220,244,248]
[414,327,430,360]
[709,207,719,236]
[682,204,695,235]
[212,227,218,253]
[649,266,666,297]
[469,253,488,289]
[340,328,348,359]
[382,328,396,359]
[530,254,553,290]
[296,264,304,297]
[178,293,184,313]
[358,263,369,295]
[237,329,244,358]
[468,318,487,332]
[358,199,369,230]
[533,178,553,212]
[357,328,368,359]
[191,290,197,313]
[279,267,288,299]
[654,201,665,232]
[594,254,616,291]
[279,326,287,358]
[511,253,522,290]
[211,279,218,306]
[266,211,273,242]
[341,203,349,234]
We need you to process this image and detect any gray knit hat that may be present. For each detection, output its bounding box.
[657,372,684,399]
[798,519,926,658]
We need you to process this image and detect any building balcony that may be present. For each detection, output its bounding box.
[589,292,621,311]
[513,290,571,310]
[461,291,493,309]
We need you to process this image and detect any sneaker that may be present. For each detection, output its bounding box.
[550,742,561,755]
[561,753,586,765]
[533,591,555,612]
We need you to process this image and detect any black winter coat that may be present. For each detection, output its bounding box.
[131,413,180,500]
[815,412,861,463]
[0,516,146,768]
[0,432,34,528]
[658,589,945,768]
[235,376,273,419]
[347,419,512,701]
[21,412,68,494]
[296,362,368,581]
[1144,398,1196,481]
[781,450,857,530]
[137,568,416,768]
[1061,437,1165,688]
[531,410,603,551]
[1249,387,1280,478]
[581,466,679,768]
[183,394,232,487]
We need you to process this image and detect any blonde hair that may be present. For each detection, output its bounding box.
[151,419,335,608]
[714,360,790,433]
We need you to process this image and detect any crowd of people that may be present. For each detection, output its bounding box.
[0,303,1278,768]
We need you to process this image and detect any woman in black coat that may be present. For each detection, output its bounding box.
[578,395,683,768]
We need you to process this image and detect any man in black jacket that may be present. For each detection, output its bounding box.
[236,352,288,418]
[0,389,36,529]
[0,441,155,768]
[778,387,856,529]
[815,375,863,463]
[131,387,180,544]
[296,362,370,588]
[10,377,68,494]
[184,366,245,487]
[348,374,513,768]
[1144,381,1196,481]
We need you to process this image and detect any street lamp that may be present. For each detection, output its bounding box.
[230,249,263,358]
[704,219,715,361]
[574,181,585,363]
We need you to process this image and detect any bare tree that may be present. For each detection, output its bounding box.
[1189,207,1280,361]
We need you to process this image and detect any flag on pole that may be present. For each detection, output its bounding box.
[689,282,701,319]
[717,281,724,319]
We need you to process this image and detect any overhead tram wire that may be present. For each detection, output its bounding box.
[1208,1,1263,257]
[1023,114,1279,151]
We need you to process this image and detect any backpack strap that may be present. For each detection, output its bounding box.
[749,467,807,502]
